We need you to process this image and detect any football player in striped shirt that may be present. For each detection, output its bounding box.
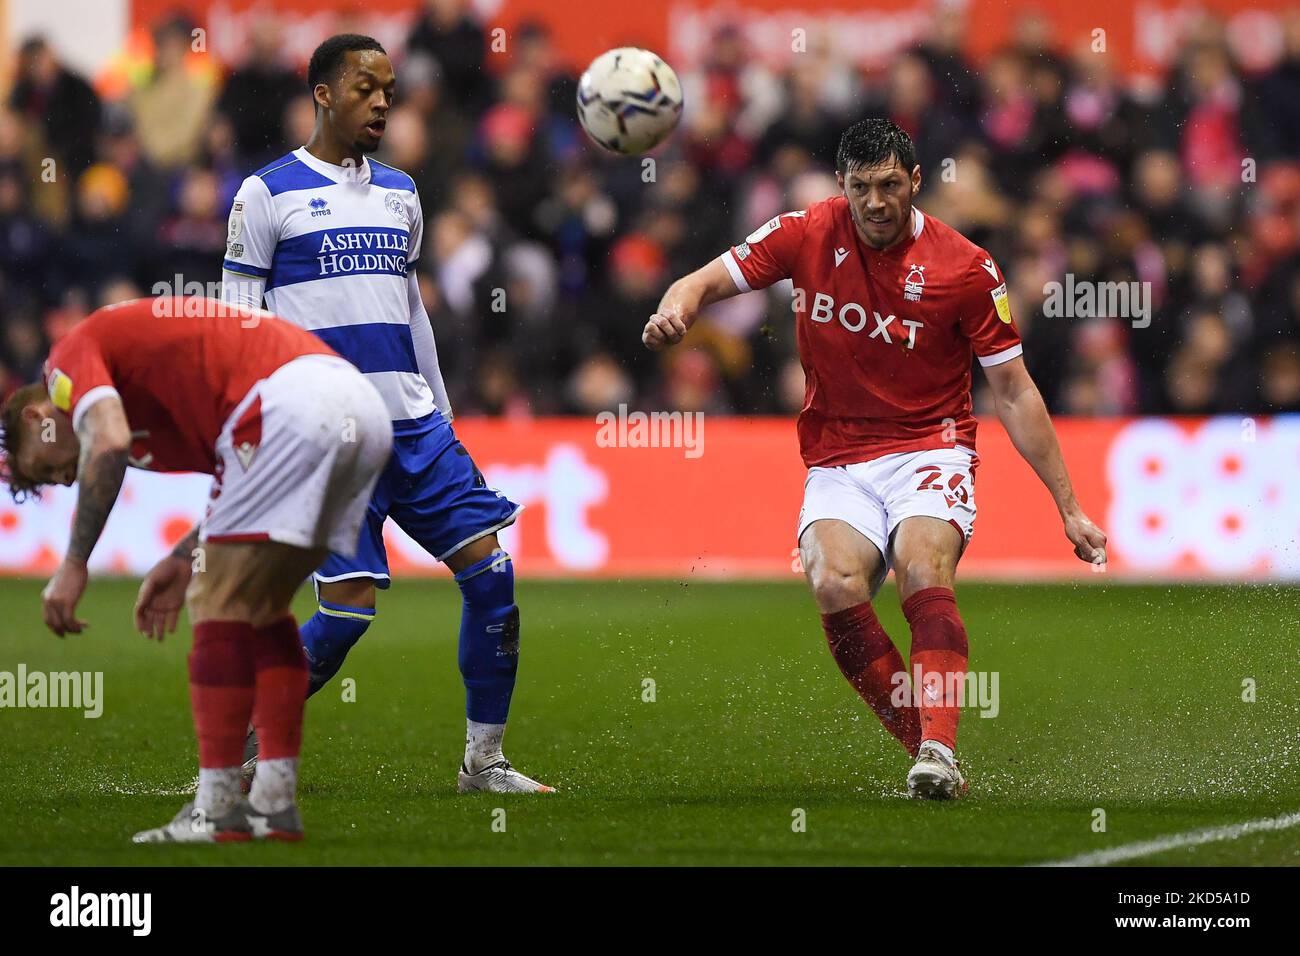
[221,34,550,794]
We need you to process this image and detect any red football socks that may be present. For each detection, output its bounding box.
[902,587,969,752]
[189,621,256,769]
[190,617,308,770]
[250,616,309,761]
[821,602,921,757]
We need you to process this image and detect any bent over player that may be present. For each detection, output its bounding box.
[0,297,392,840]
[643,119,1106,798]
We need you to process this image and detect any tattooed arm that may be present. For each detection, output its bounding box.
[41,396,132,636]
[66,397,133,562]
[170,525,200,561]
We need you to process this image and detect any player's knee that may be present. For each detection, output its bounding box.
[319,577,376,612]
[806,561,869,612]
[896,553,954,600]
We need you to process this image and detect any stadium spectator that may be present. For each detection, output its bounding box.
[155,166,227,286]
[0,164,58,307]
[9,37,101,177]
[214,18,300,166]
[405,0,493,116]
[2,7,1297,422]
[129,17,216,169]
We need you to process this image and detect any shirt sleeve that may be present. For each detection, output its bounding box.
[45,335,119,432]
[958,250,1023,367]
[403,189,451,418]
[406,270,452,420]
[406,188,424,264]
[220,175,276,308]
[721,210,810,292]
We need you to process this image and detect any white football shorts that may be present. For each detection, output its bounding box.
[200,354,393,555]
[797,445,979,567]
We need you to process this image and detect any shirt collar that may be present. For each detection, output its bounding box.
[294,145,372,185]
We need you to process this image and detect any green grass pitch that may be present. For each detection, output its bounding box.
[1,578,1297,866]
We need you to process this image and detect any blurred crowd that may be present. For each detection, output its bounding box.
[3,0,1300,418]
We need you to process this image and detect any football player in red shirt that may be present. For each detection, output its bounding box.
[644,119,1106,798]
[0,297,393,839]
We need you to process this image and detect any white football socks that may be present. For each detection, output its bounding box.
[248,757,298,815]
[196,767,241,816]
[465,720,506,774]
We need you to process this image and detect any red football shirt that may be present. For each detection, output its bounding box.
[723,197,1022,467]
[43,297,336,474]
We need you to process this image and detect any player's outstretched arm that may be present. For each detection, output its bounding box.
[42,396,132,636]
[983,356,1108,565]
[642,256,742,351]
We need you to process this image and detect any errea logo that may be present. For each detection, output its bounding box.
[308,197,331,217]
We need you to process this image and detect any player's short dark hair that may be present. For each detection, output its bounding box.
[836,118,917,177]
[0,382,50,502]
[307,33,387,96]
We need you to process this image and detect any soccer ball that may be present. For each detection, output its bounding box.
[576,47,684,155]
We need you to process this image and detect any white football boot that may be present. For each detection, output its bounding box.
[131,801,252,844]
[906,742,968,800]
[242,801,305,842]
[132,798,304,843]
[457,760,555,794]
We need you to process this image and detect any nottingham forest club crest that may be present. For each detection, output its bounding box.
[904,264,926,302]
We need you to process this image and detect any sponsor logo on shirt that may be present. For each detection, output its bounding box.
[228,200,244,241]
[46,369,73,413]
[745,210,805,244]
[834,246,849,268]
[735,242,750,260]
[807,293,925,347]
[308,197,331,218]
[990,282,1012,324]
[313,230,411,278]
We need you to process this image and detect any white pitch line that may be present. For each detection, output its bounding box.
[1035,809,1300,867]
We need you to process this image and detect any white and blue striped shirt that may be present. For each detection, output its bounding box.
[221,146,450,427]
